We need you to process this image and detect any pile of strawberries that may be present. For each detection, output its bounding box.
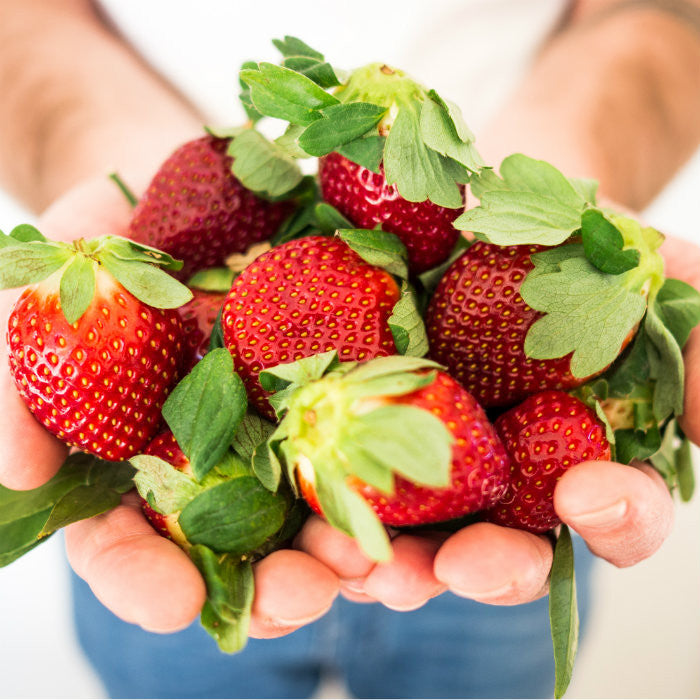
[2,37,699,687]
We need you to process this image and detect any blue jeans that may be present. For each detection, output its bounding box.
[70,537,594,699]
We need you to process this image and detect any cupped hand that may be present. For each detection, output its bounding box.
[297,235,700,609]
[0,177,340,636]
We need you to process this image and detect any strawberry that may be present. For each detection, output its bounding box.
[1,227,191,460]
[259,353,509,560]
[127,135,295,279]
[178,288,227,372]
[426,241,586,407]
[221,235,400,418]
[318,152,462,274]
[485,391,611,533]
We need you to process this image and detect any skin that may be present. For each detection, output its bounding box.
[1,0,700,633]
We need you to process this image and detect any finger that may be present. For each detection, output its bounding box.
[65,494,206,633]
[555,460,674,567]
[680,324,700,445]
[294,514,375,581]
[248,549,339,639]
[362,534,446,611]
[434,522,553,605]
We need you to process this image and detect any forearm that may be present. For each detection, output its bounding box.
[0,0,203,212]
[479,0,700,209]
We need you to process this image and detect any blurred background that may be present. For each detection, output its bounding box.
[1,0,700,697]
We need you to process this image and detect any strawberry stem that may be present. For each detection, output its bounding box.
[109,172,138,207]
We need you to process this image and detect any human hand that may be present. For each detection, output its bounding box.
[295,235,700,608]
[0,177,340,636]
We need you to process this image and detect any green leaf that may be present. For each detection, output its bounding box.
[521,246,647,378]
[240,62,339,126]
[98,252,192,308]
[335,439,395,494]
[179,477,287,555]
[252,439,283,492]
[259,350,340,393]
[549,524,579,699]
[228,129,304,198]
[605,331,650,398]
[238,60,264,123]
[9,224,47,243]
[614,428,662,465]
[274,124,310,159]
[298,102,386,156]
[569,178,598,204]
[189,546,254,654]
[653,278,700,348]
[161,349,248,482]
[344,354,443,384]
[0,509,53,566]
[677,436,695,502]
[649,419,680,489]
[340,485,393,561]
[419,96,482,172]
[337,135,385,174]
[644,308,684,421]
[231,413,276,462]
[383,104,464,208]
[208,308,225,352]
[39,484,121,537]
[388,281,429,356]
[187,267,235,293]
[581,209,640,274]
[130,454,202,514]
[273,35,323,61]
[59,255,96,324]
[100,236,183,271]
[337,228,409,279]
[0,242,71,289]
[346,404,453,487]
[457,154,586,245]
[314,203,353,232]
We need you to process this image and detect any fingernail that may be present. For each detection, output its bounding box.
[273,602,334,628]
[569,498,628,527]
[449,581,516,602]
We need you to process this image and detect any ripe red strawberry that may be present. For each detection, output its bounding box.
[426,241,594,408]
[178,288,227,372]
[298,369,509,526]
[318,152,462,274]
[221,236,400,418]
[485,391,611,533]
[262,354,509,560]
[127,135,294,278]
[7,267,184,461]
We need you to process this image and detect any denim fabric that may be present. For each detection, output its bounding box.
[70,536,594,699]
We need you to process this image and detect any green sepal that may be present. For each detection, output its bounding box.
[0,240,72,289]
[383,103,464,208]
[614,427,662,465]
[549,524,579,699]
[238,61,264,123]
[298,102,386,156]
[179,476,288,556]
[456,154,588,245]
[272,36,341,89]
[59,254,97,324]
[189,546,255,654]
[99,236,184,272]
[239,62,339,126]
[252,423,288,492]
[187,267,235,293]
[0,453,134,566]
[98,251,192,309]
[130,454,202,515]
[231,413,276,463]
[228,129,304,198]
[259,350,341,393]
[343,354,443,383]
[653,277,700,349]
[315,202,353,232]
[338,228,409,279]
[521,245,647,378]
[418,234,471,298]
[336,135,385,173]
[161,349,248,482]
[676,435,695,502]
[388,280,429,357]
[419,92,483,172]
[581,208,640,275]
[8,224,47,243]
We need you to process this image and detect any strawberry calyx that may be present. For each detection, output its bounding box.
[237,36,483,206]
[0,225,192,323]
[258,352,454,560]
